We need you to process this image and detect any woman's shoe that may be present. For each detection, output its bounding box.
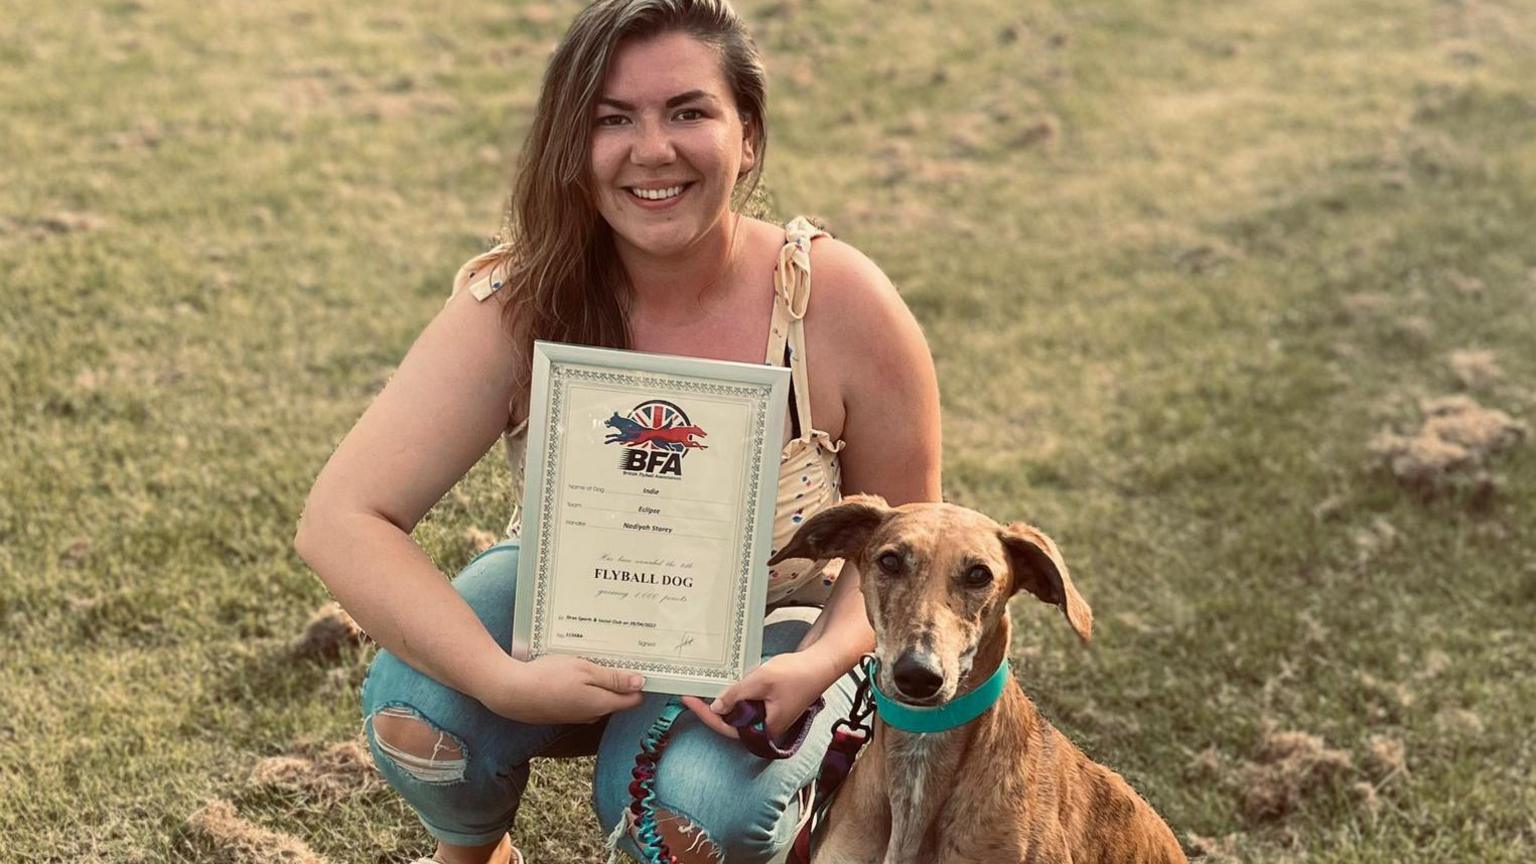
[410,844,523,864]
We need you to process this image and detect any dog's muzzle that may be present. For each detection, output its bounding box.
[892,649,945,702]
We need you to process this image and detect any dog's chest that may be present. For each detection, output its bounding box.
[885,733,943,810]
[881,729,963,863]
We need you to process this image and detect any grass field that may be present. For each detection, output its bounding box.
[3,0,1535,861]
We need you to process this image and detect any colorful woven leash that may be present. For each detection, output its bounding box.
[622,699,688,864]
[621,695,826,864]
[787,663,875,864]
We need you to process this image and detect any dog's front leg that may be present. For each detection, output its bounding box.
[813,833,886,864]
[813,805,888,864]
[811,756,889,864]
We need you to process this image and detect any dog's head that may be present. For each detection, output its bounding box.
[769,495,1092,706]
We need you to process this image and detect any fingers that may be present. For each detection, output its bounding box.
[709,669,777,714]
[708,688,737,716]
[597,689,645,716]
[587,662,646,694]
[681,696,739,739]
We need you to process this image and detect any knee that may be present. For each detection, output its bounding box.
[363,702,527,845]
[649,805,728,864]
[647,792,805,864]
[597,719,803,863]
[366,704,468,784]
[597,768,756,863]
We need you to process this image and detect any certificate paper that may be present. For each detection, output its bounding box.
[512,342,789,697]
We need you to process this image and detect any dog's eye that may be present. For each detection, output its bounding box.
[963,565,993,589]
[876,551,902,574]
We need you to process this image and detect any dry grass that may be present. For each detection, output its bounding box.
[183,799,329,864]
[290,602,369,660]
[1369,395,1527,495]
[1448,349,1503,389]
[1240,730,1354,823]
[249,738,382,803]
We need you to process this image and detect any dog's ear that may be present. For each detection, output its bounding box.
[768,494,892,565]
[999,522,1093,642]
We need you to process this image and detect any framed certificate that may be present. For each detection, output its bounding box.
[511,341,791,697]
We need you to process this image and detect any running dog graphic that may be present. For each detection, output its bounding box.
[604,413,648,445]
[631,425,708,450]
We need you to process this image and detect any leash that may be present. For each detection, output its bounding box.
[612,695,825,864]
[615,656,1010,863]
[785,661,876,864]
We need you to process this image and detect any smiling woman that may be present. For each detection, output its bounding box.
[293,2,941,863]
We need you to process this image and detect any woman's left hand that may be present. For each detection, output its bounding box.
[681,647,841,740]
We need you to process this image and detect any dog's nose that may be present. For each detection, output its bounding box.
[892,650,944,700]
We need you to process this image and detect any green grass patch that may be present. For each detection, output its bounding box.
[4,0,1534,860]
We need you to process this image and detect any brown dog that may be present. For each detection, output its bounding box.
[769,495,1186,864]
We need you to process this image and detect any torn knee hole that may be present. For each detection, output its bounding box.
[368,705,467,783]
[653,806,724,863]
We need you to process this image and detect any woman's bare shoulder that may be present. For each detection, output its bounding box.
[803,233,905,326]
[801,230,941,498]
[804,232,932,383]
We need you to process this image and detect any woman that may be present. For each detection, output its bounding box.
[295,1,940,862]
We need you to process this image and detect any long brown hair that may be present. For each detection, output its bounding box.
[490,0,769,397]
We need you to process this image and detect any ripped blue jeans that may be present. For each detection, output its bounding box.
[361,540,859,862]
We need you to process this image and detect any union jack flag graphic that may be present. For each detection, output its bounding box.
[636,400,687,439]
[603,399,709,454]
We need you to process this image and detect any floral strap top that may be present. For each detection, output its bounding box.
[451,215,847,609]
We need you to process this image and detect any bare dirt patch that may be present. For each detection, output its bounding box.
[183,799,328,863]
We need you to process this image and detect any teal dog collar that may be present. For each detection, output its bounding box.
[865,656,1011,734]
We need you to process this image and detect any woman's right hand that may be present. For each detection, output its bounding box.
[478,653,647,725]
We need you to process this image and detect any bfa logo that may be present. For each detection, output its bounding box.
[603,399,707,477]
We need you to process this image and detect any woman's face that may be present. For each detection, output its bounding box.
[589,31,755,261]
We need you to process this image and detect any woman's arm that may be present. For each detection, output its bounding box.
[794,237,943,657]
[294,281,642,722]
[685,238,941,736]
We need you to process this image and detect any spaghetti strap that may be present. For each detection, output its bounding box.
[450,243,513,303]
[763,216,828,441]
